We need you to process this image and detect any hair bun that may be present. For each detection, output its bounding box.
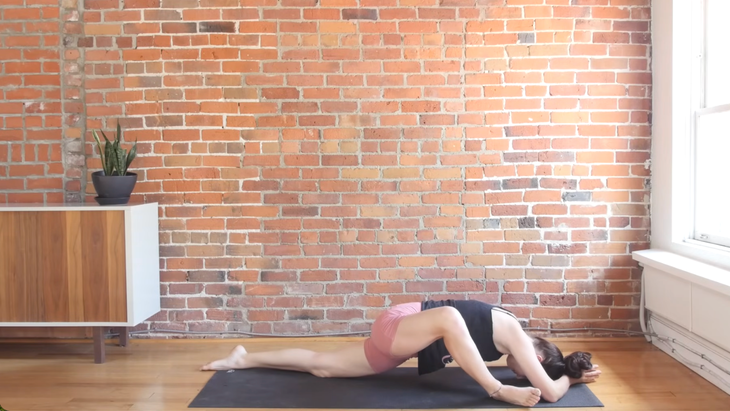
[564,351,593,379]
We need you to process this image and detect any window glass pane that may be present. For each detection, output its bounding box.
[694,109,730,247]
[705,0,730,107]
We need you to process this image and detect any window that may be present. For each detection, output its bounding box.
[643,0,730,272]
[692,0,730,248]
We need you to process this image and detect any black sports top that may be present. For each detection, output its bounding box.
[417,299,516,375]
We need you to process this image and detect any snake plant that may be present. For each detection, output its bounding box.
[92,122,137,176]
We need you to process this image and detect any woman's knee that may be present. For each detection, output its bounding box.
[434,306,468,336]
[309,352,335,378]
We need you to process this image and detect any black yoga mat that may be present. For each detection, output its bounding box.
[189,366,603,409]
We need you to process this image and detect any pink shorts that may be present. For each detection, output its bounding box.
[363,302,422,373]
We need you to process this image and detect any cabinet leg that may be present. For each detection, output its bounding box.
[93,327,106,364]
[118,327,129,347]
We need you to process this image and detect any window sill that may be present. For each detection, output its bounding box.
[633,249,730,298]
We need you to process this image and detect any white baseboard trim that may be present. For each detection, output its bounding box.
[649,313,730,396]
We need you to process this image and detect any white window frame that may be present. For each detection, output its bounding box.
[648,0,730,271]
[690,0,730,248]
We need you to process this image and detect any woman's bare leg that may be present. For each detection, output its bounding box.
[390,306,541,407]
[201,341,375,378]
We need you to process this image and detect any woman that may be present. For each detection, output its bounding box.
[202,299,601,407]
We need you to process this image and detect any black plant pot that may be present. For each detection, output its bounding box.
[91,170,137,205]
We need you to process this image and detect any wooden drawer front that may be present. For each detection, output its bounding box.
[0,211,127,322]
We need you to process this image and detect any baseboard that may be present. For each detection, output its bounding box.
[649,313,730,396]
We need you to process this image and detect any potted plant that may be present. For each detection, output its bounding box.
[91,122,138,205]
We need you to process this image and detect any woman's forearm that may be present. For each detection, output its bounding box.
[542,375,573,403]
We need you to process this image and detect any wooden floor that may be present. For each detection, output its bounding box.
[0,337,728,411]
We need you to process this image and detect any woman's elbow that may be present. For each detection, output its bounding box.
[540,391,561,403]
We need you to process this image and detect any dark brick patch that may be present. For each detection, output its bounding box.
[342,8,378,20]
[562,191,592,202]
[199,22,236,33]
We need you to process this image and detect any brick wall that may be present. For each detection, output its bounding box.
[2,0,652,336]
[0,0,66,203]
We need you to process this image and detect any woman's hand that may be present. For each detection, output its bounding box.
[573,365,601,384]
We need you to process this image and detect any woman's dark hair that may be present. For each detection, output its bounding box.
[533,336,593,380]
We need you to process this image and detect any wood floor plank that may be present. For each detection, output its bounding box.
[0,338,727,411]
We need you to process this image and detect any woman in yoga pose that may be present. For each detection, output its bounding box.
[202,299,601,407]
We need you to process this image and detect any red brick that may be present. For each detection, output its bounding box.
[327,309,364,320]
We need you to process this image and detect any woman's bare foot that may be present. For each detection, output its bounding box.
[492,385,542,407]
[201,345,248,371]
